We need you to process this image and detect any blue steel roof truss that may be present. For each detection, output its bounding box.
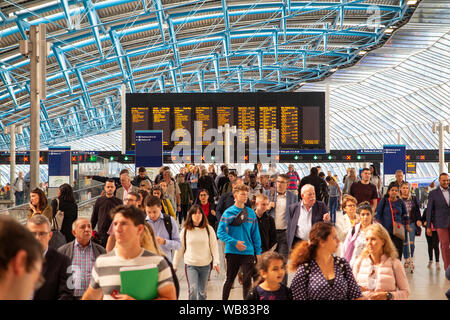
[0,0,415,149]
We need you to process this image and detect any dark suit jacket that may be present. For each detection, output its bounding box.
[264,189,298,229]
[33,247,73,300]
[426,187,450,229]
[298,175,329,203]
[287,200,328,251]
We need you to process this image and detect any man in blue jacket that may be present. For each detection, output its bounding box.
[217,184,262,300]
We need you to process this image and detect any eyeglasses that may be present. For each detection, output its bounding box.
[31,231,49,237]
[345,204,356,208]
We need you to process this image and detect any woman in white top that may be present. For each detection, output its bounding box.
[336,195,358,242]
[173,204,220,300]
[342,201,374,267]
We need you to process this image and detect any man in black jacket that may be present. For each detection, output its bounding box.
[298,167,328,203]
[131,166,152,187]
[254,194,277,253]
[27,215,73,300]
[91,179,123,247]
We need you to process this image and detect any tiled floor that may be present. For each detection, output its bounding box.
[174,224,449,300]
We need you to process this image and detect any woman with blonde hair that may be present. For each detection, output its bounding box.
[141,222,165,256]
[342,168,359,195]
[353,223,410,300]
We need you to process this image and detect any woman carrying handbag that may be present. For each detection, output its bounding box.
[375,184,410,259]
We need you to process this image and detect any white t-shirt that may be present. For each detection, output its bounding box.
[274,193,287,230]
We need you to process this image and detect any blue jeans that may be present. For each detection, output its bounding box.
[185,264,210,300]
[403,223,416,259]
[329,197,338,224]
[15,191,24,205]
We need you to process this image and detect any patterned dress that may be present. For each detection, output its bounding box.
[291,256,362,300]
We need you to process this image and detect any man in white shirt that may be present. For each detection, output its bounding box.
[287,184,331,251]
[264,174,298,267]
[13,171,27,205]
[115,172,139,202]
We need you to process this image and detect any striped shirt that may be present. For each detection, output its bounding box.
[73,239,95,297]
[287,171,300,190]
[90,248,173,300]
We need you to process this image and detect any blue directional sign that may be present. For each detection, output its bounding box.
[135,130,163,167]
[48,147,71,176]
[383,145,406,175]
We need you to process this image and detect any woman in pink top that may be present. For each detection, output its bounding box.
[353,223,410,300]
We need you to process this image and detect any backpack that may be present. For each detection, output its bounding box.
[162,255,180,299]
[162,213,173,240]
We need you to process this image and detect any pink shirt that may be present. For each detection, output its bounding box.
[353,255,410,300]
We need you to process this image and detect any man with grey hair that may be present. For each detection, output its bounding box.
[26,214,73,300]
[116,172,139,202]
[12,171,28,205]
[58,218,106,299]
[287,184,330,252]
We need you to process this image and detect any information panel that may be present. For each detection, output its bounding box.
[48,146,71,187]
[135,131,163,167]
[174,107,192,146]
[130,107,150,148]
[280,106,299,146]
[217,106,234,127]
[237,106,257,145]
[152,107,171,146]
[259,106,277,144]
[383,144,407,186]
[195,107,214,146]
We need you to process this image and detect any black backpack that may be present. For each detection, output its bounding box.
[162,213,173,240]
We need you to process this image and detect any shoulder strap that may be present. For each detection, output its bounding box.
[163,214,173,240]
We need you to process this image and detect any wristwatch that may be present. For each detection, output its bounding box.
[386,292,393,300]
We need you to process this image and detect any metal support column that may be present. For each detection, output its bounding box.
[22,24,48,190]
[9,124,16,204]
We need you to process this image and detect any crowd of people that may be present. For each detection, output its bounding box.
[0,163,449,301]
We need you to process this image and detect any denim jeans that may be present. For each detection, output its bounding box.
[185,264,211,300]
[329,197,339,224]
[403,223,416,259]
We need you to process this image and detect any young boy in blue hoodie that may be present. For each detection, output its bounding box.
[217,184,262,300]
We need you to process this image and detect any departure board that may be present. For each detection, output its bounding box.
[217,106,234,127]
[195,107,214,146]
[152,107,171,146]
[280,106,300,146]
[125,92,325,158]
[130,107,150,147]
[237,107,257,145]
[174,107,192,146]
[259,106,278,145]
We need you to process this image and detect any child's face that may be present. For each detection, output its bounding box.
[260,259,285,284]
